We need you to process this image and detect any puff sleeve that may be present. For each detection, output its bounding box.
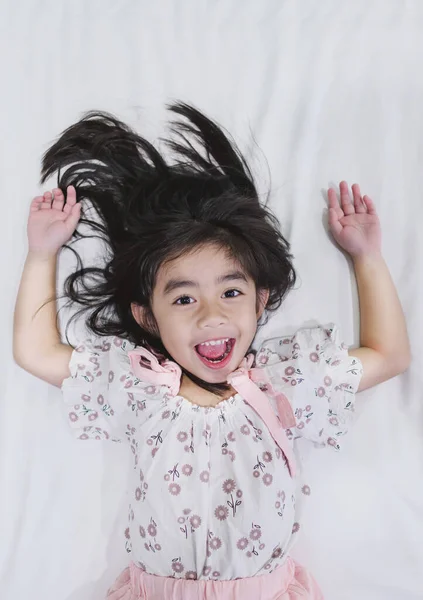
[61,337,164,442]
[256,324,363,450]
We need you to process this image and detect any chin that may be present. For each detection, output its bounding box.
[196,358,243,384]
[201,370,231,384]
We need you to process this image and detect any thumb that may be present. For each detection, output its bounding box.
[328,207,343,237]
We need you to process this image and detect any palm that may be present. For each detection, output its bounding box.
[28,187,81,254]
[328,182,381,258]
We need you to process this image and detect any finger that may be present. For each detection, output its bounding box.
[339,181,355,215]
[52,188,65,211]
[41,191,53,210]
[63,186,77,215]
[362,195,377,215]
[352,183,366,214]
[30,196,44,212]
[328,207,343,237]
[327,188,344,218]
[327,188,338,209]
[64,202,81,232]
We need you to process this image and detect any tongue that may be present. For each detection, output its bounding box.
[196,342,227,360]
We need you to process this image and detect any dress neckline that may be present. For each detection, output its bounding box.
[173,393,241,413]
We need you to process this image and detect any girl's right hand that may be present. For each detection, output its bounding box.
[27,186,81,257]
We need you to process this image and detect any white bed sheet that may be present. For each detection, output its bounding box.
[1,1,423,598]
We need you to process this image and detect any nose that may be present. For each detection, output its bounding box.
[197,300,228,329]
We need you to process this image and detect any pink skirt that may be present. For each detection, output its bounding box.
[106,558,324,600]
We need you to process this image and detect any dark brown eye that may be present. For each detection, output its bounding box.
[223,289,241,298]
[175,295,194,305]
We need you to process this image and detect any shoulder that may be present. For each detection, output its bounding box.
[63,335,171,402]
[256,322,362,393]
[68,335,135,376]
[256,323,341,367]
[66,335,167,393]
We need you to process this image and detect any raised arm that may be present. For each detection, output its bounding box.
[328,181,410,392]
[13,186,81,387]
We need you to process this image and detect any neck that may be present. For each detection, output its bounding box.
[179,374,236,408]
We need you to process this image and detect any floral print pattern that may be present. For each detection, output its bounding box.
[222,479,243,517]
[138,517,162,553]
[61,324,362,581]
[236,523,266,559]
[256,324,363,450]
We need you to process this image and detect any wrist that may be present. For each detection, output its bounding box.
[26,249,58,263]
[352,250,384,269]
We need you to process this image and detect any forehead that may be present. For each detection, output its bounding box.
[156,245,249,287]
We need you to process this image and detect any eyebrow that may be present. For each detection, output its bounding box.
[163,270,248,295]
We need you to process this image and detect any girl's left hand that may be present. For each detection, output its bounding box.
[328,181,381,259]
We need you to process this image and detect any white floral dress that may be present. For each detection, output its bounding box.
[61,324,362,581]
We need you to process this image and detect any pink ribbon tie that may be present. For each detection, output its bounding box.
[249,369,297,430]
[128,348,182,397]
[228,357,296,477]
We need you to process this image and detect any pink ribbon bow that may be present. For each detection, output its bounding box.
[128,347,182,397]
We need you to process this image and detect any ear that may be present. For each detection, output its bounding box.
[131,302,159,335]
[256,288,270,319]
[131,302,144,326]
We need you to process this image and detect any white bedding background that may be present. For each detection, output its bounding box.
[1,1,423,598]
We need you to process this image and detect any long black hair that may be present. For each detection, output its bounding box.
[41,103,296,394]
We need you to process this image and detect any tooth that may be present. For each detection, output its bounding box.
[199,338,231,347]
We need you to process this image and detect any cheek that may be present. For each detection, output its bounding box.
[155,312,190,351]
[235,298,259,323]
[229,302,259,343]
[245,302,260,337]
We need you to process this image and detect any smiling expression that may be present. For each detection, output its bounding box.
[133,244,267,384]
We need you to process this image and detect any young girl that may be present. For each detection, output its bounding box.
[14,103,410,599]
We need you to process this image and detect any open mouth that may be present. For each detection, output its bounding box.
[195,338,235,370]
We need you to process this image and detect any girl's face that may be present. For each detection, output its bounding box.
[136,245,267,384]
